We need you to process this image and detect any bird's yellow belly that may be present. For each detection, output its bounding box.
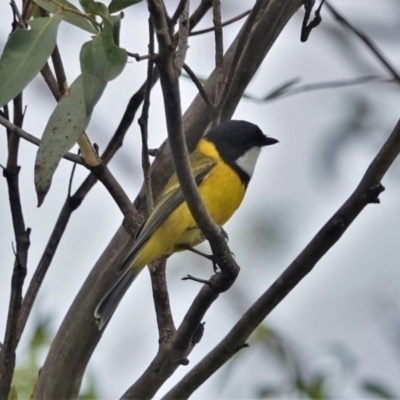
[133,163,246,268]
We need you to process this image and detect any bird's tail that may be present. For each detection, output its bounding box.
[95,269,138,330]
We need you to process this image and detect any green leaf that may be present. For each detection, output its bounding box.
[258,387,282,398]
[110,13,122,46]
[80,25,126,115]
[95,2,111,19]
[35,75,90,206]
[34,0,98,34]
[108,0,142,14]
[79,0,108,19]
[0,15,63,108]
[8,386,18,400]
[362,380,397,399]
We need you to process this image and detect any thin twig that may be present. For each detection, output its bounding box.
[0,94,30,399]
[216,1,263,118]
[187,0,212,30]
[190,9,251,36]
[212,0,223,125]
[139,18,155,214]
[183,63,215,110]
[175,0,190,73]
[126,52,154,61]
[16,199,74,343]
[67,154,79,197]
[21,0,35,24]
[51,45,68,97]
[0,116,83,164]
[325,1,400,82]
[161,117,400,399]
[170,0,188,27]
[262,75,389,102]
[40,62,60,101]
[9,0,25,28]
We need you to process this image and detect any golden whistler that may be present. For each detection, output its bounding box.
[95,120,278,329]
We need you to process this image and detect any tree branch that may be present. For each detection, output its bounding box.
[162,118,400,399]
[138,19,156,215]
[212,0,223,126]
[51,45,68,97]
[148,257,175,344]
[182,63,215,110]
[325,1,400,82]
[190,9,251,36]
[0,116,83,164]
[0,95,30,398]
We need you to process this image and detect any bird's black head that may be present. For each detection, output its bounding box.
[205,120,278,185]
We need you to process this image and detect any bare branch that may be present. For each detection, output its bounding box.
[190,9,251,36]
[212,0,224,123]
[51,45,68,97]
[262,75,390,102]
[187,0,212,30]
[0,116,83,164]
[126,52,154,61]
[182,63,215,110]
[139,19,156,214]
[325,1,400,82]
[40,62,60,101]
[175,0,190,73]
[148,257,175,344]
[162,118,400,400]
[215,0,263,118]
[0,95,30,398]
[170,0,188,27]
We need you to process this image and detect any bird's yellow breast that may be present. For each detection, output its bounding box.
[132,139,246,269]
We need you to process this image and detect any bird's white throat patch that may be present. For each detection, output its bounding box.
[235,147,261,178]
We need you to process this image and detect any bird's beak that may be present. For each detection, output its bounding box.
[263,137,279,146]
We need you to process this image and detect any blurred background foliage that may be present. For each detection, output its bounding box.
[9,311,98,400]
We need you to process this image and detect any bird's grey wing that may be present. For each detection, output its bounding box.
[118,159,215,273]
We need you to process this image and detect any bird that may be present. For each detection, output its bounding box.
[95,120,278,329]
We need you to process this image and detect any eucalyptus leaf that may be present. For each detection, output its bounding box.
[108,0,142,14]
[110,13,122,45]
[80,27,126,115]
[34,0,98,33]
[79,0,108,19]
[35,75,90,206]
[0,15,63,108]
